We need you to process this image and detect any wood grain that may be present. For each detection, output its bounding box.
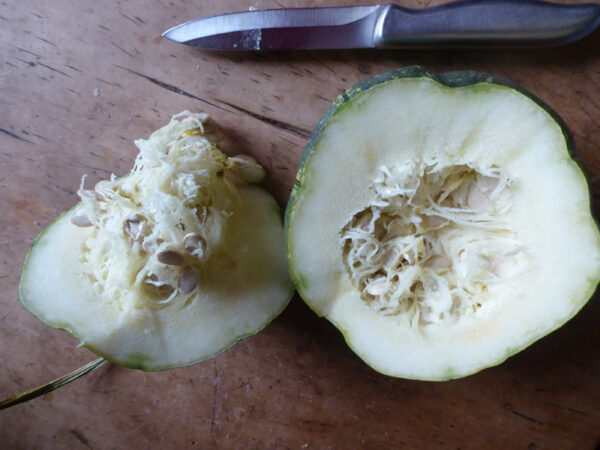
[1,0,599,448]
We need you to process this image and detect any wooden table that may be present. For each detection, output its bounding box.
[1,1,599,448]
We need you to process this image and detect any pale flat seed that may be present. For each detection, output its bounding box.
[366,277,387,296]
[183,233,207,253]
[422,214,448,229]
[389,219,415,237]
[383,247,402,269]
[476,175,500,193]
[467,185,490,211]
[157,250,184,266]
[123,214,145,242]
[178,266,198,294]
[70,207,92,227]
[143,274,175,298]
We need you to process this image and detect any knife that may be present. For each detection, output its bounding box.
[162,0,600,51]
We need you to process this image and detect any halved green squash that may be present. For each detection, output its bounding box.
[20,112,293,371]
[286,67,600,380]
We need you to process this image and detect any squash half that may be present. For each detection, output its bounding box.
[20,113,293,371]
[286,67,600,380]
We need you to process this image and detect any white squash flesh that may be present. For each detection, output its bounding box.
[20,113,292,370]
[287,72,600,380]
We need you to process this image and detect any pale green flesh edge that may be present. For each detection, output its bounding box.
[286,67,600,380]
[20,189,294,372]
[337,280,599,382]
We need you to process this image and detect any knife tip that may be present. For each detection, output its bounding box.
[161,26,179,42]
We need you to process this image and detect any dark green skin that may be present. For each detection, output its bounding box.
[285,66,578,238]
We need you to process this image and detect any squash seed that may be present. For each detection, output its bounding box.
[157,250,184,266]
[123,213,145,242]
[177,266,198,294]
[183,233,207,254]
[70,207,92,227]
[366,277,387,296]
[388,219,416,237]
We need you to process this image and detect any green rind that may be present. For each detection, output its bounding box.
[20,197,294,372]
[285,66,600,380]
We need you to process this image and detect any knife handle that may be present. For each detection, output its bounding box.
[374,0,600,48]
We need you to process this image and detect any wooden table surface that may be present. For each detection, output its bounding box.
[1,1,599,448]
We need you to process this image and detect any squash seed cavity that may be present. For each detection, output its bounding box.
[341,160,525,326]
[74,112,266,309]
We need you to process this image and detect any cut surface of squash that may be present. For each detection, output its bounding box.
[286,68,600,380]
[20,112,293,370]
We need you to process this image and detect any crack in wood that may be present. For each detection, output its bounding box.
[119,11,143,27]
[70,429,91,448]
[545,401,588,416]
[278,135,302,146]
[217,99,311,138]
[66,87,82,97]
[68,163,112,176]
[510,409,544,425]
[116,65,231,113]
[66,64,82,73]
[30,132,50,141]
[15,56,73,78]
[34,35,56,46]
[110,41,136,58]
[15,46,41,58]
[116,66,310,138]
[93,78,122,89]
[50,184,77,196]
[305,52,336,74]
[0,128,34,144]
[36,61,72,78]
[15,57,36,67]
[94,77,123,88]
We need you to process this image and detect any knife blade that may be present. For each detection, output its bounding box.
[162,0,600,51]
